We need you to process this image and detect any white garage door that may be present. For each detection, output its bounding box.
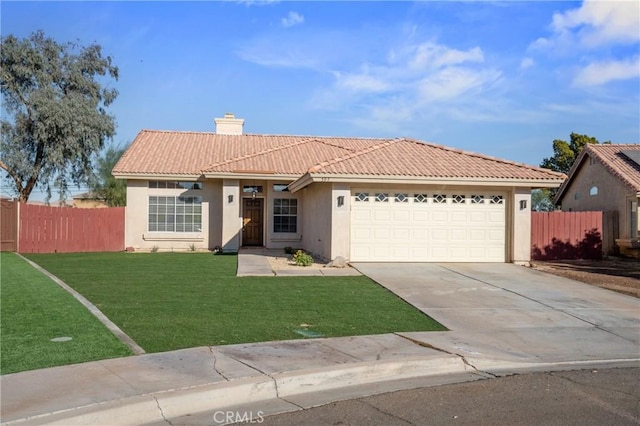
[350,191,506,262]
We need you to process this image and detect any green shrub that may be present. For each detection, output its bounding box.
[293,250,313,266]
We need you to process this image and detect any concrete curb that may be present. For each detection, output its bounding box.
[6,356,639,426]
[2,356,466,425]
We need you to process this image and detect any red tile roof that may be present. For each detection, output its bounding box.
[113,130,565,184]
[555,144,640,202]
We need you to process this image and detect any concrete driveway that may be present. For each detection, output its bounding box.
[353,263,640,367]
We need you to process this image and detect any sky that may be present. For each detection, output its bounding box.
[1,0,639,200]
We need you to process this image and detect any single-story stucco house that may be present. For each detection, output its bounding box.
[112,113,565,263]
[554,143,640,255]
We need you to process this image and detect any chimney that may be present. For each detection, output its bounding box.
[214,113,244,135]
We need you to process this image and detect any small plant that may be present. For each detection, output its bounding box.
[293,250,313,267]
[151,245,159,253]
[188,243,196,252]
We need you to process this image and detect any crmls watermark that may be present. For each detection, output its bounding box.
[213,410,265,424]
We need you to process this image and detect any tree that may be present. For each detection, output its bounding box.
[1,31,118,202]
[535,132,611,210]
[531,189,555,211]
[540,132,604,175]
[88,146,126,207]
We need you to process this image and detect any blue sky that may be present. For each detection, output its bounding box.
[1,1,639,199]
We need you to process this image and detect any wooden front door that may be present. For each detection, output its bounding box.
[242,198,264,246]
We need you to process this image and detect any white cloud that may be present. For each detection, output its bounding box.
[520,57,534,70]
[551,0,640,47]
[334,71,390,93]
[573,56,640,86]
[418,67,502,102]
[282,11,304,28]
[410,43,484,70]
[533,0,640,51]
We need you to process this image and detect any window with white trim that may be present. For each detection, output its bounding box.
[395,193,408,203]
[375,193,389,202]
[433,194,446,204]
[414,194,428,203]
[148,196,202,232]
[471,195,484,204]
[149,181,201,190]
[490,195,504,204]
[355,192,369,202]
[274,198,297,233]
[452,194,465,204]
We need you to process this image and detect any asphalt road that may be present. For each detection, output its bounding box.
[258,367,640,426]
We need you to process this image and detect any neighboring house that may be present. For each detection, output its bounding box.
[112,113,565,263]
[554,144,640,255]
[72,192,108,208]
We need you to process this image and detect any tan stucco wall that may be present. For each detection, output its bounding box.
[300,183,333,260]
[124,179,218,251]
[124,177,536,261]
[559,159,636,239]
[331,184,352,260]
[264,181,303,250]
[511,188,532,264]
[221,179,241,251]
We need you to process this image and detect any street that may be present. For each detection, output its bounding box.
[259,367,640,426]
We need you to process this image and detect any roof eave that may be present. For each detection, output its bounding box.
[290,174,565,192]
[112,172,203,180]
[203,171,298,181]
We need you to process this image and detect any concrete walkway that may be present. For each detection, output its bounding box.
[236,248,361,277]
[2,261,638,425]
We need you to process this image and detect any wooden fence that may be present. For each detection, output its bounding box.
[0,200,124,253]
[531,211,617,260]
[1,199,18,251]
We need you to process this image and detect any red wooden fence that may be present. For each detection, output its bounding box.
[531,211,603,260]
[18,203,124,253]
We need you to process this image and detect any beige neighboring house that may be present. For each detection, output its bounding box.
[554,144,640,255]
[72,192,109,208]
[112,113,565,263]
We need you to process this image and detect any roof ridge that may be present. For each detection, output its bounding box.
[203,137,318,171]
[399,138,567,178]
[585,144,640,192]
[307,138,400,173]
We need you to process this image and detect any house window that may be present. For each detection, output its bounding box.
[273,199,297,233]
[395,193,408,203]
[433,194,446,204]
[490,195,504,204]
[590,186,598,196]
[355,192,369,202]
[243,185,263,194]
[148,196,202,232]
[149,181,201,190]
[452,195,465,204]
[471,195,484,204]
[414,194,428,203]
[273,184,289,192]
[375,193,389,202]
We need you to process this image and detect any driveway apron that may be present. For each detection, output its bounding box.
[353,263,640,365]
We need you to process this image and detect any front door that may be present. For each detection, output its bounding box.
[242,198,264,246]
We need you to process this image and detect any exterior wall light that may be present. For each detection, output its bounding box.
[228,194,234,203]
[337,195,344,207]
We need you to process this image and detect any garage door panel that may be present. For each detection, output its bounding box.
[351,190,506,262]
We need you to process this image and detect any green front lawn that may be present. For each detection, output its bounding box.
[0,253,132,374]
[22,252,445,354]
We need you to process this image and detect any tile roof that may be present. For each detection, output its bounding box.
[113,130,565,184]
[555,144,640,202]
